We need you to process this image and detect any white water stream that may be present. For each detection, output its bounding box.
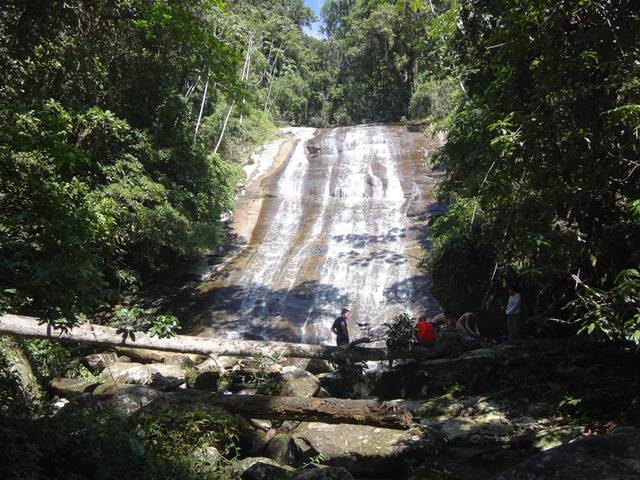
[199,124,441,344]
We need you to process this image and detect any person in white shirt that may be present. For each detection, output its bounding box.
[505,286,522,339]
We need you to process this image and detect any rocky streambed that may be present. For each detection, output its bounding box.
[46,336,640,479]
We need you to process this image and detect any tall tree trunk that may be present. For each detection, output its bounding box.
[214,37,253,154]
[263,42,282,112]
[194,71,210,140]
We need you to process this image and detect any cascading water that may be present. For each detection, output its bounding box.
[196,124,443,344]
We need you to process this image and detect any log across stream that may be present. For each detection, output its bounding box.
[0,314,437,362]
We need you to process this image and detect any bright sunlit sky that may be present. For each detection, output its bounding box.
[304,0,326,39]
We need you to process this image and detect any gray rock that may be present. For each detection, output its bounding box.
[233,457,292,480]
[92,381,134,397]
[280,366,320,397]
[96,384,163,416]
[196,356,223,373]
[426,412,515,446]
[193,446,221,469]
[82,352,118,373]
[192,370,219,391]
[280,420,302,432]
[101,362,185,390]
[316,372,340,396]
[250,419,272,431]
[289,422,444,475]
[264,433,292,465]
[163,354,196,368]
[186,356,222,390]
[315,387,331,398]
[304,359,334,375]
[293,467,354,480]
[533,425,584,451]
[50,377,99,398]
[418,394,465,418]
[496,431,640,479]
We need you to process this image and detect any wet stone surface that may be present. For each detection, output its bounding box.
[193,125,444,344]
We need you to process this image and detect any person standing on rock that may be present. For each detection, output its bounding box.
[506,285,522,339]
[331,308,350,346]
[456,311,481,339]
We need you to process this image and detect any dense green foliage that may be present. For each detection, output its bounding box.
[0,0,248,319]
[321,0,456,124]
[423,0,640,338]
[0,402,249,480]
[0,0,336,322]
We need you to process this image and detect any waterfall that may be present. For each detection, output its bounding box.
[199,124,441,344]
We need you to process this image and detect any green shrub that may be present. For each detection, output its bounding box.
[0,402,247,480]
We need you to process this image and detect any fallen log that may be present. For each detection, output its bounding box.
[197,392,413,429]
[0,314,435,362]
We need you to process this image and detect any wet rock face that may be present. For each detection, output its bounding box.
[496,431,640,480]
[198,125,444,344]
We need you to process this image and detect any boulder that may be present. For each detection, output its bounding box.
[293,467,354,480]
[250,419,272,432]
[101,362,185,390]
[50,377,99,398]
[315,388,331,398]
[193,446,221,470]
[288,422,444,475]
[424,412,515,446]
[264,433,291,465]
[191,370,220,391]
[279,421,302,432]
[82,351,118,373]
[280,366,320,398]
[233,457,292,480]
[95,383,163,416]
[496,431,640,479]
[418,394,465,418]
[316,372,340,396]
[186,356,222,390]
[533,425,584,451]
[304,358,334,375]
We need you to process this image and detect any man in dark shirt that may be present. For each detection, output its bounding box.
[331,308,350,346]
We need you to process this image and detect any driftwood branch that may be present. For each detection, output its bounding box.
[0,314,434,362]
